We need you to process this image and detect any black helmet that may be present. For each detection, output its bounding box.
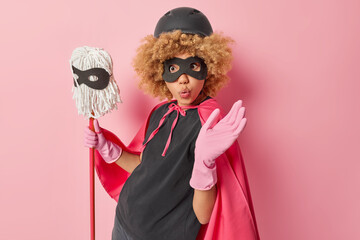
[154,7,213,38]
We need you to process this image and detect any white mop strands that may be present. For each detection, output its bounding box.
[70,46,122,119]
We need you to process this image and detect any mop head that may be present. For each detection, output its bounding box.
[70,46,122,119]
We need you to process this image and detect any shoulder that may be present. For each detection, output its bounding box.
[199,97,223,111]
[145,100,177,128]
[197,97,224,125]
[152,100,171,111]
[149,100,174,118]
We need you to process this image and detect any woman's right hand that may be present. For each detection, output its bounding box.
[84,119,123,164]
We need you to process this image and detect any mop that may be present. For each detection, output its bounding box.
[70,46,122,239]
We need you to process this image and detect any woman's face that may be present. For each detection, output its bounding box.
[164,53,206,107]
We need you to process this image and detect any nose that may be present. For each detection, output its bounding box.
[177,74,189,84]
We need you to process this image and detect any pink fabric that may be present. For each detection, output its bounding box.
[94,98,260,239]
[195,99,259,240]
[190,100,247,190]
[84,119,123,164]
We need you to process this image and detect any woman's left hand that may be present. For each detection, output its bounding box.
[190,100,247,190]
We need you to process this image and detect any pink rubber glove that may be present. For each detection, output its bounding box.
[84,119,122,164]
[190,100,247,190]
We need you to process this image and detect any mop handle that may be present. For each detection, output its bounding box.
[89,118,95,240]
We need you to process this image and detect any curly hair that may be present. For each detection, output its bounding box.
[133,30,234,100]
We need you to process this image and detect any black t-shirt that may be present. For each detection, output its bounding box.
[116,101,203,240]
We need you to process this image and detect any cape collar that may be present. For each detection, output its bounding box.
[141,102,199,156]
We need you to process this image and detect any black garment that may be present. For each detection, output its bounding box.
[115,101,202,240]
[112,216,133,240]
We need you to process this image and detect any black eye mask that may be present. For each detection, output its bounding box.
[72,66,110,90]
[162,56,207,82]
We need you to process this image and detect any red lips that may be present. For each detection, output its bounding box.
[179,89,191,98]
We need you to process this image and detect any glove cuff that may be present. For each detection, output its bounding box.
[189,160,217,190]
[99,142,123,164]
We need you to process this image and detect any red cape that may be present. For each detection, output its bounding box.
[94,98,260,240]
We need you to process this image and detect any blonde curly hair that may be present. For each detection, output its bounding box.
[133,30,234,100]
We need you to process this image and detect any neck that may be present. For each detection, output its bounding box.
[189,91,207,106]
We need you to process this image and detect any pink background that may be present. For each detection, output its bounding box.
[1,0,359,239]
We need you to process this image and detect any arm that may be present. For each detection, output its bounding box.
[85,119,141,173]
[114,151,141,174]
[193,186,217,224]
[190,100,246,223]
